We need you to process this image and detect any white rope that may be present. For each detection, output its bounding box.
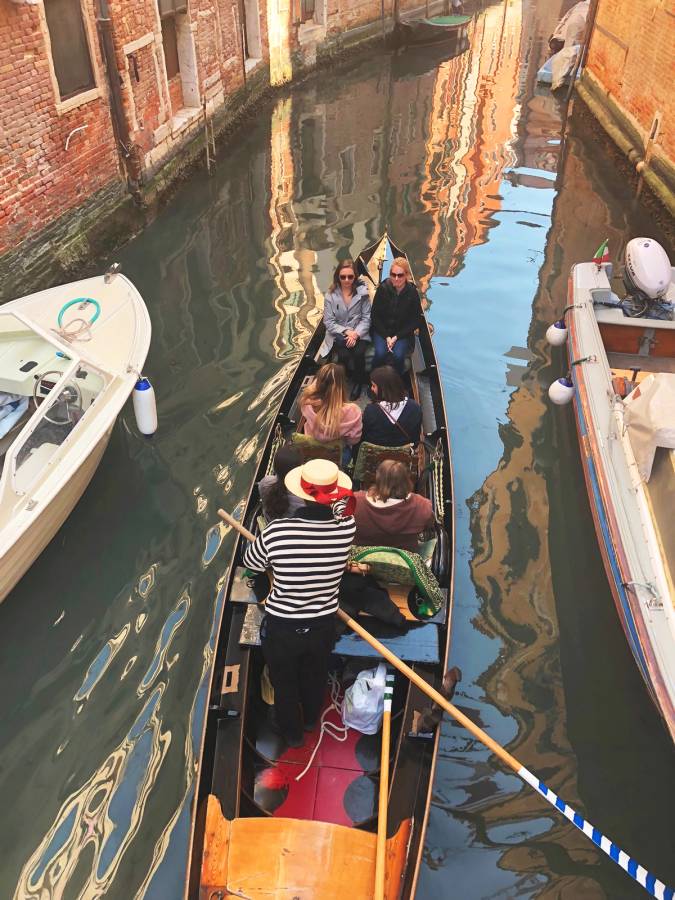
[52,317,93,343]
[295,674,349,782]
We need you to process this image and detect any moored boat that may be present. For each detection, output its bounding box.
[550,238,675,741]
[0,267,152,603]
[189,234,454,898]
[393,13,472,47]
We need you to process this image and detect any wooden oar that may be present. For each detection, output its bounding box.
[217,507,673,899]
[374,668,395,900]
[334,611,673,899]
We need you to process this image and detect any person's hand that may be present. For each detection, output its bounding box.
[345,330,358,347]
[386,336,394,351]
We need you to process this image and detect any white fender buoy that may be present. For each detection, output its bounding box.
[133,377,158,435]
[546,319,568,346]
[548,376,575,405]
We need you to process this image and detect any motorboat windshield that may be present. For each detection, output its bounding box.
[0,312,107,492]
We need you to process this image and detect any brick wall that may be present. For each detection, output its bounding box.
[0,0,121,256]
[585,0,674,162]
[2,0,445,271]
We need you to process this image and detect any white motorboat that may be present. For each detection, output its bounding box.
[548,238,675,741]
[0,267,152,603]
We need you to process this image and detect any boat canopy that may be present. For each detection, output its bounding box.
[624,373,675,481]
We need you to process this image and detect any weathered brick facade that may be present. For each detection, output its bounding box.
[3,0,422,287]
[578,0,675,216]
[0,0,121,256]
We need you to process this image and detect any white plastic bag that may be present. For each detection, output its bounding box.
[341,663,387,735]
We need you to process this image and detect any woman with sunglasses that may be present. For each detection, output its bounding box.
[371,256,424,375]
[320,259,371,400]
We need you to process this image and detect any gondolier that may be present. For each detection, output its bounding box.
[242,458,356,747]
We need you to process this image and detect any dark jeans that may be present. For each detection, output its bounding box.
[260,613,336,742]
[333,334,368,384]
[372,333,411,375]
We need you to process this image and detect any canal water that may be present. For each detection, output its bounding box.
[1,2,674,898]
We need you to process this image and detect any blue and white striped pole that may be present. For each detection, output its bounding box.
[518,767,673,899]
[336,609,674,900]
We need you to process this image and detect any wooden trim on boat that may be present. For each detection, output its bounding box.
[200,794,412,900]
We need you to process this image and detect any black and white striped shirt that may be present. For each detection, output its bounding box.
[242,505,355,619]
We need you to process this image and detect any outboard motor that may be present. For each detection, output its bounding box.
[623,238,671,307]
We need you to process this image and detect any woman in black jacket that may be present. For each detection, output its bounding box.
[371,256,424,374]
[361,365,422,448]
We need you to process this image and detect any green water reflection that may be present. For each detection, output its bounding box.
[0,1,673,898]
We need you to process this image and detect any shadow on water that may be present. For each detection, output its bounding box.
[0,1,673,898]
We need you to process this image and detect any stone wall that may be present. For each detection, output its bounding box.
[578,0,675,217]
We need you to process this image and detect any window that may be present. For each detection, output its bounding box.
[339,146,355,196]
[298,117,322,200]
[161,17,180,79]
[300,0,315,23]
[43,0,95,101]
[158,0,188,16]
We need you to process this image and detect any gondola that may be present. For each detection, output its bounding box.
[392,13,472,48]
[188,234,455,898]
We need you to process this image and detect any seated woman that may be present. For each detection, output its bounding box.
[354,459,433,551]
[361,365,422,448]
[370,256,424,375]
[300,363,362,465]
[257,444,303,522]
[319,259,371,400]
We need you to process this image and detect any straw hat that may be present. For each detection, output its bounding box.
[285,458,352,503]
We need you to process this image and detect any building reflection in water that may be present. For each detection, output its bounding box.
[8,1,674,898]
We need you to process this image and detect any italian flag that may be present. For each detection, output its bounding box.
[592,239,609,265]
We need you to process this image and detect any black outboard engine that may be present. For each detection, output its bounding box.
[622,237,673,319]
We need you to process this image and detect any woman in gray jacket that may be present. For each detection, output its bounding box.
[319,259,371,400]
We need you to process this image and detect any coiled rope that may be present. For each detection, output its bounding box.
[295,673,348,782]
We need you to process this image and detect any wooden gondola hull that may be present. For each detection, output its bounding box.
[188,235,455,898]
[201,795,411,899]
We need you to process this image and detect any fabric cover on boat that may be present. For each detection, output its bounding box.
[623,373,675,481]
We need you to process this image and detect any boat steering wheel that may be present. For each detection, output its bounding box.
[33,370,83,426]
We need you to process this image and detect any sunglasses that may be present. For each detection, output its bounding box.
[339,273,355,280]
[390,271,405,278]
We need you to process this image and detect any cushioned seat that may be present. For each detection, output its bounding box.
[349,543,443,617]
[290,432,342,466]
[353,440,417,488]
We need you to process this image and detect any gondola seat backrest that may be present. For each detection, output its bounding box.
[353,440,417,488]
[290,431,342,466]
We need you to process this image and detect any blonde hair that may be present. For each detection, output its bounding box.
[390,257,411,281]
[368,459,413,502]
[300,363,348,439]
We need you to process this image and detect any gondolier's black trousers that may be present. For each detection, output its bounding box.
[260,612,336,744]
